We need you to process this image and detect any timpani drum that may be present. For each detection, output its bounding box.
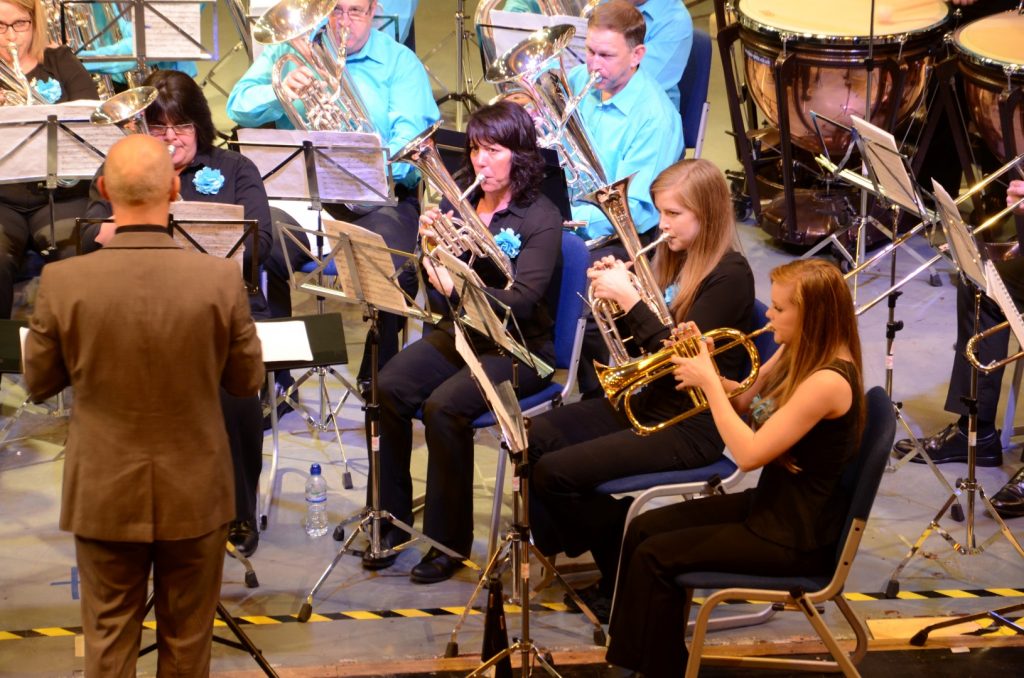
[737,0,949,155]
[953,11,1024,162]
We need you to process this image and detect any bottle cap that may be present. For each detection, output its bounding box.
[310,463,322,475]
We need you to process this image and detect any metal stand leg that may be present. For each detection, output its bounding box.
[423,0,481,129]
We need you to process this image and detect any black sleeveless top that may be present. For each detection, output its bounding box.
[745,360,863,552]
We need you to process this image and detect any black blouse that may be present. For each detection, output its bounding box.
[746,359,863,552]
[0,47,99,211]
[433,192,563,362]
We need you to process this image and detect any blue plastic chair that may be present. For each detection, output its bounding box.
[678,28,713,159]
[680,387,896,677]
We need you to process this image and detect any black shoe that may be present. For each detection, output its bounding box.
[410,547,465,584]
[563,582,612,624]
[361,528,407,571]
[893,423,1003,467]
[228,520,259,557]
[990,467,1024,519]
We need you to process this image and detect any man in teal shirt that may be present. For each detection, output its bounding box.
[501,0,691,106]
[568,0,682,243]
[228,0,439,392]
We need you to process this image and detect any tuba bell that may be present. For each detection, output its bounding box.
[597,325,773,436]
[392,121,515,286]
[91,85,159,135]
[486,24,607,202]
[253,0,376,134]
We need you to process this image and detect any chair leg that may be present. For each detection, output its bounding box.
[794,594,861,677]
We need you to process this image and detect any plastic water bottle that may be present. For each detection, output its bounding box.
[304,463,328,538]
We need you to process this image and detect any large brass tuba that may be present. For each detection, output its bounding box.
[254,0,375,134]
[91,86,159,133]
[598,326,773,436]
[392,121,515,286]
[486,24,607,202]
[61,2,144,99]
[584,175,674,363]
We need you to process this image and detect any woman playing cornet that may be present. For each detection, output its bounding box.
[528,158,754,620]
[606,258,865,678]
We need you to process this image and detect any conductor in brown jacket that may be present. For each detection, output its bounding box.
[23,134,265,677]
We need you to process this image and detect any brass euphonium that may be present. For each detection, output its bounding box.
[254,0,375,134]
[486,24,607,202]
[584,175,674,363]
[392,121,515,286]
[90,85,159,134]
[597,325,773,436]
[537,0,601,17]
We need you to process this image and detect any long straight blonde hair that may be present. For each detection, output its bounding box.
[651,159,740,322]
[760,259,864,419]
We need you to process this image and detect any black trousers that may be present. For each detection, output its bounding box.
[946,278,1008,424]
[264,193,420,382]
[221,389,263,523]
[376,329,552,555]
[605,491,833,678]
[0,197,87,318]
[529,397,724,590]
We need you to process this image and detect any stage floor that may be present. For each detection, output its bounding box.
[1,2,1023,676]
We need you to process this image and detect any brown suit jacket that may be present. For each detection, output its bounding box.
[24,228,265,542]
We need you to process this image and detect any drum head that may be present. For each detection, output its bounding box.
[738,0,948,41]
[955,12,1024,70]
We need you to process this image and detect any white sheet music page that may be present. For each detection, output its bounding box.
[984,261,1024,351]
[932,180,987,290]
[145,2,207,60]
[453,324,527,452]
[322,219,411,314]
[255,321,313,363]
[850,115,921,215]
[170,201,247,273]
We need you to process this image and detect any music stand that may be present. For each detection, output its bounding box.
[295,221,470,622]
[236,128,392,482]
[884,180,1024,600]
[0,104,124,256]
[422,0,482,129]
[425,256,604,674]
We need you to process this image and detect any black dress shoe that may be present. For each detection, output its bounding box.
[563,582,612,624]
[228,520,259,557]
[410,547,465,584]
[990,467,1024,519]
[361,528,407,571]
[893,423,1003,467]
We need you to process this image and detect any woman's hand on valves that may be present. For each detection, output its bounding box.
[669,321,719,392]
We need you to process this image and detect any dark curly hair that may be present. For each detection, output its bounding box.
[142,70,217,152]
[464,99,546,205]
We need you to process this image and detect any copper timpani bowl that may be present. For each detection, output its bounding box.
[953,11,1024,162]
[736,0,950,156]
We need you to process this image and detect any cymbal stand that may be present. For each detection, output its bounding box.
[444,438,606,676]
[422,0,482,129]
[885,285,1024,598]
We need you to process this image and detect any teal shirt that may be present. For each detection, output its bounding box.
[226,29,439,187]
[567,64,682,239]
[636,0,692,108]
[77,15,197,82]
[375,0,418,43]
[501,0,542,10]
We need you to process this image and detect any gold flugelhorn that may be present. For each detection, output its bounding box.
[597,325,773,436]
[392,121,515,286]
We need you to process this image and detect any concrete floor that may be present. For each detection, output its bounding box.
[1,2,1024,676]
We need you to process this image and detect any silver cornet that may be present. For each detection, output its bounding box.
[392,122,515,287]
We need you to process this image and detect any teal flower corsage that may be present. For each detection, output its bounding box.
[750,395,777,426]
[494,228,522,259]
[33,78,62,104]
[664,282,678,305]
[193,167,225,195]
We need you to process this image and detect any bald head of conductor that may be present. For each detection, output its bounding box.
[96,135,180,231]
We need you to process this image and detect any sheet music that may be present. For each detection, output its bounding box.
[933,180,987,290]
[236,128,389,204]
[145,2,208,60]
[490,10,588,70]
[0,105,124,183]
[255,320,314,363]
[850,115,922,216]
[170,201,247,273]
[322,219,411,315]
[453,324,528,453]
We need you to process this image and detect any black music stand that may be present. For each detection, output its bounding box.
[236,128,393,487]
[258,312,348,530]
[885,180,1024,600]
[295,221,467,623]
[423,255,604,675]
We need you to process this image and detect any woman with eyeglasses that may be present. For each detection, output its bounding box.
[82,69,274,558]
[0,0,98,318]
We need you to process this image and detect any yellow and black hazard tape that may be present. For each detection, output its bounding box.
[2,588,1021,640]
